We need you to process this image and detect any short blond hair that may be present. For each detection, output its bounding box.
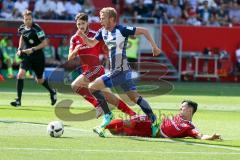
[100,7,117,21]
[22,10,32,17]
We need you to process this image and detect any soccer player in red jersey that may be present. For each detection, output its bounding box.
[105,100,221,140]
[68,12,136,118]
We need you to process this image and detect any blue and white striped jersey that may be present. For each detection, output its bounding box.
[95,25,136,71]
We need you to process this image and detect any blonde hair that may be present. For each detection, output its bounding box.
[100,7,117,21]
[22,10,32,17]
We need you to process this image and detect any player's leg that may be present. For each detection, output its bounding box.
[10,68,26,107]
[101,88,136,116]
[125,90,156,122]
[89,76,113,128]
[125,90,160,137]
[32,57,57,105]
[71,74,103,118]
[10,57,31,107]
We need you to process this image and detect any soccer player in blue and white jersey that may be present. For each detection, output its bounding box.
[78,7,162,137]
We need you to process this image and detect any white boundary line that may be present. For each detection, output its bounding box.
[0,147,240,155]
[0,119,240,152]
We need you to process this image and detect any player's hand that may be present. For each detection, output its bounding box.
[16,50,22,56]
[152,46,162,56]
[22,48,33,55]
[73,44,81,52]
[77,30,84,37]
[211,133,222,140]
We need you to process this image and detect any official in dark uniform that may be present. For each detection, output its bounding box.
[10,10,57,107]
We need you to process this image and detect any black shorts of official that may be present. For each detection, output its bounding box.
[20,53,45,79]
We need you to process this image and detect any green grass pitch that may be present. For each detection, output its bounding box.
[0,79,240,160]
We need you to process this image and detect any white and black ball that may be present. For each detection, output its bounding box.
[47,121,64,138]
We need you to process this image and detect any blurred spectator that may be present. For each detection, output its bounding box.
[88,10,100,22]
[143,0,154,10]
[28,0,35,12]
[197,0,213,25]
[126,36,140,70]
[0,49,4,81]
[188,0,198,10]
[34,0,56,19]
[13,0,28,19]
[57,37,69,64]
[166,0,182,24]
[65,0,82,20]
[182,1,193,19]
[198,0,217,8]
[133,0,149,18]
[124,0,136,15]
[82,0,94,13]
[54,0,68,20]
[216,2,229,26]
[0,0,14,19]
[235,43,240,72]
[2,38,17,78]
[209,14,221,26]
[148,1,168,23]
[186,9,202,25]
[43,39,60,67]
[228,0,240,27]
[0,36,8,49]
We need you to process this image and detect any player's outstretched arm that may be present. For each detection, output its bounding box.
[135,27,162,56]
[77,30,99,47]
[197,133,222,140]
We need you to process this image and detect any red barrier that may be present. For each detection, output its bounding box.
[162,25,240,66]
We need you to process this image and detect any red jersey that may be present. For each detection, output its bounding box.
[70,30,106,72]
[160,114,199,138]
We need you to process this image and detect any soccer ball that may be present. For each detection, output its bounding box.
[47,121,64,138]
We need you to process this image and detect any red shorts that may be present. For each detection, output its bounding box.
[82,65,105,82]
[107,117,152,137]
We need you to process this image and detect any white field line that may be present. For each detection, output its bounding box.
[0,119,240,152]
[0,147,239,155]
[0,91,66,96]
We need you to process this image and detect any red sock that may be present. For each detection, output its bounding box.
[76,87,99,108]
[117,100,136,116]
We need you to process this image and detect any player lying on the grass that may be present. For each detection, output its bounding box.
[100,100,221,140]
[78,7,161,136]
[68,12,136,118]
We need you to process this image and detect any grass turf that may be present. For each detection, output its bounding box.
[0,79,240,160]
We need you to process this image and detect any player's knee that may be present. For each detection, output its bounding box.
[71,81,85,92]
[130,97,137,103]
[88,83,100,92]
[88,82,93,90]
[71,81,78,92]
[129,95,139,103]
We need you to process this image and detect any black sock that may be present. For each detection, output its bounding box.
[137,96,155,122]
[17,79,24,101]
[92,90,110,114]
[42,79,54,94]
